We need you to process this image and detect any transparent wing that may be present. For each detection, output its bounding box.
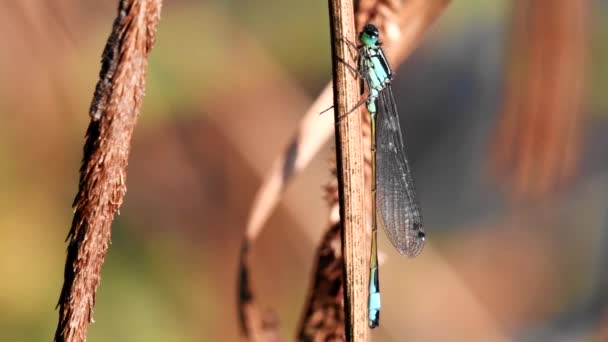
[375,85,425,257]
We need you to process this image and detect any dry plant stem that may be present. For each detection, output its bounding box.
[490,0,587,200]
[328,0,368,340]
[54,1,162,341]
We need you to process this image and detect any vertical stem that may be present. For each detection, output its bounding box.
[327,0,368,340]
[54,1,162,341]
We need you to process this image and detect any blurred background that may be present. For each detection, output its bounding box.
[1,0,607,341]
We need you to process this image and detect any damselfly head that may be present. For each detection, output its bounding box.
[359,24,379,46]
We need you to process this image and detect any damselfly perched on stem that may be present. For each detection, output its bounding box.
[346,23,426,329]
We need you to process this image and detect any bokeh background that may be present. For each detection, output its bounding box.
[1,0,608,341]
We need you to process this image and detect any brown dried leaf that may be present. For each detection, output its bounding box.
[297,222,345,342]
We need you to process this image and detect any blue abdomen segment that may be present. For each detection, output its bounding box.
[368,266,381,328]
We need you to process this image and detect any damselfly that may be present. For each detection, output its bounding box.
[347,24,426,329]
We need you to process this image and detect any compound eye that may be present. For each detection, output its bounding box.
[364,24,379,37]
